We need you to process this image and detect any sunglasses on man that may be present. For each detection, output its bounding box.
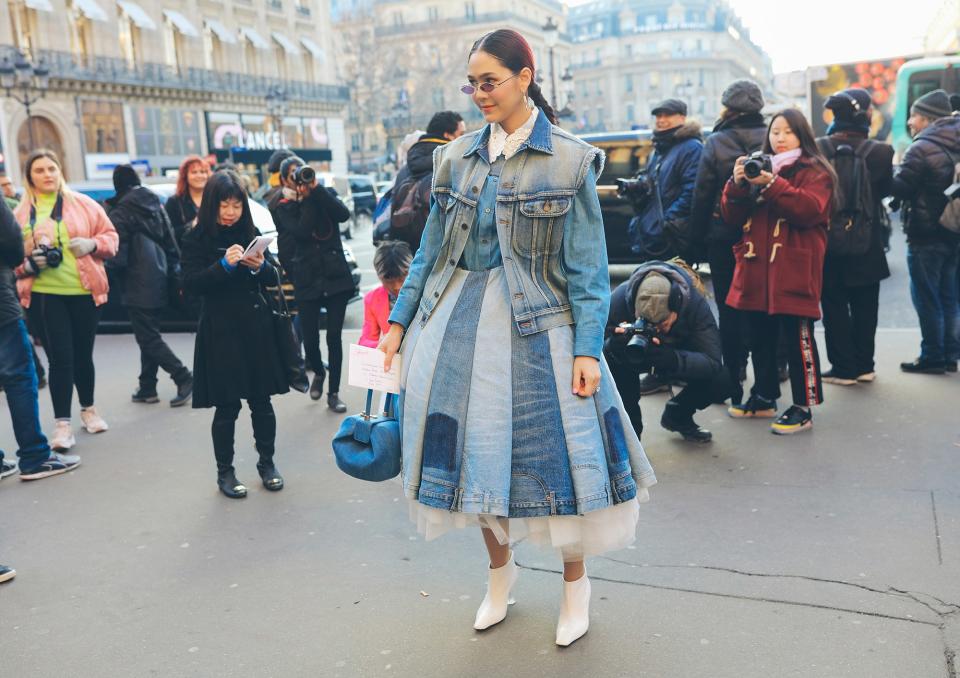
[460,74,519,95]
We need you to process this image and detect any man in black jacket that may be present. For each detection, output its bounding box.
[891,90,960,374]
[0,198,79,481]
[817,89,894,385]
[271,156,355,412]
[689,79,767,406]
[604,262,729,443]
[389,111,464,252]
[106,165,192,406]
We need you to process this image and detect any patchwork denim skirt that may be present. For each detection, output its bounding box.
[398,266,656,561]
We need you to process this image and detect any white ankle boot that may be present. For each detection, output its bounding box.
[473,552,518,630]
[556,572,591,646]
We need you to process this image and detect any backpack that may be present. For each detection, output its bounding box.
[817,137,878,256]
[923,138,960,234]
[389,173,432,249]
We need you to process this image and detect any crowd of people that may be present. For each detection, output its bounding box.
[1,25,958,644]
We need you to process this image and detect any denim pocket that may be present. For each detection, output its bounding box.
[513,194,573,256]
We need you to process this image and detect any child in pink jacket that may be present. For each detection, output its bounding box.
[359,241,412,348]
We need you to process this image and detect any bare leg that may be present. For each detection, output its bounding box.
[481,526,510,568]
[563,559,585,582]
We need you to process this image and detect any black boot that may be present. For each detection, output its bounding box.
[171,373,193,408]
[310,366,326,401]
[661,401,713,443]
[327,392,347,413]
[257,461,284,491]
[217,467,247,498]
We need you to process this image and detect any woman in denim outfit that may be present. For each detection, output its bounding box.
[379,30,656,646]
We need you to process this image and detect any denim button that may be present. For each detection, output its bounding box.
[433,292,439,298]
[461,223,469,230]
[471,186,479,193]
[448,259,455,266]
[481,239,488,244]
[484,208,490,213]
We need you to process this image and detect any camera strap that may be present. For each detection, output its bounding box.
[27,192,65,251]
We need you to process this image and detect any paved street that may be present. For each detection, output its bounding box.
[1,222,958,678]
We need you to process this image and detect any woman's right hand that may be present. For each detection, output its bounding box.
[378,323,404,372]
[224,244,244,266]
[732,156,747,185]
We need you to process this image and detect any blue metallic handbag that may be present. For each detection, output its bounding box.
[332,390,400,481]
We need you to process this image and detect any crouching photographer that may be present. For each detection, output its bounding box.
[603,261,729,443]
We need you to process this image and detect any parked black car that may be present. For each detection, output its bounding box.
[73,181,361,333]
[348,175,377,216]
[579,130,655,264]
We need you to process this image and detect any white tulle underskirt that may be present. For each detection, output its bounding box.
[408,489,648,563]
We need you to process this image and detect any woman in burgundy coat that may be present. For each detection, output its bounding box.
[720,108,836,434]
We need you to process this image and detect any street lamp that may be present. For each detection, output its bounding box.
[541,16,559,108]
[0,50,50,149]
[264,85,289,133]
[558,67,575,119]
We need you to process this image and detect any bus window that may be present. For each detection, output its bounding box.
[907,71,944,130]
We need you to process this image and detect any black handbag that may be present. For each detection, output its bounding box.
[262,265,310,394]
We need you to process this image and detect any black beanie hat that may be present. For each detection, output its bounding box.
[721,79,765,114]
[825,88,872,122]
[267,149,295,174]
[950,93,960,113]
[912,89,953,120]
[112,164,141,196]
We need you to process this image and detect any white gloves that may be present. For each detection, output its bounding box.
[68,237,97,257]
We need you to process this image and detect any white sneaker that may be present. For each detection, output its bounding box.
[856,372,877,383]
[80,407,109,434]
[50,421,76,450]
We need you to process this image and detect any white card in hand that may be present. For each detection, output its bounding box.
[348,344,402,394]
[243,234,275,258]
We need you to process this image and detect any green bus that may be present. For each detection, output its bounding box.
[892,56,960,156]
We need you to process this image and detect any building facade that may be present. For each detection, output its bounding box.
[925,0,960,54]
[567,0,772,131]
[0,0,349,184]
[334,0,574,172]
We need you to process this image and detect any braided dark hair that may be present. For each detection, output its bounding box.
[469,29,558,125]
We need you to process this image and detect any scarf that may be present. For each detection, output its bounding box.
[771,148,803,174]
[826,118,870,137]
[652,126,681,154]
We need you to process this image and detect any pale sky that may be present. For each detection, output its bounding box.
[566,0,947,73]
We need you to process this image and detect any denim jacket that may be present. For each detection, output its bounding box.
[389,109,610,359]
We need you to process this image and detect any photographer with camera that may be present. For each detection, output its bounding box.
[622,99,702,262]
[13,149,118,450]
[270,156,354,411]
[721,109,836,435]
[604,261,727,443]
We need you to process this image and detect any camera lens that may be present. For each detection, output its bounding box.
[45,247,63,268]
[743,160,762,179]
[296,166,316,184]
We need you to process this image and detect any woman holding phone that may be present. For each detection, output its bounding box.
[181,171,289,498]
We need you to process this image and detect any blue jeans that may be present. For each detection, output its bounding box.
[907,242,960,363]
[0,319,52,471]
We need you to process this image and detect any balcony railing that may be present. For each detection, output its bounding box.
[296,4,311,17]
[267,0,282,11]
[375,11,546,38]
[0,46,350,104]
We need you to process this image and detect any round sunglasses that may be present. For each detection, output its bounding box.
[460,73,519,95]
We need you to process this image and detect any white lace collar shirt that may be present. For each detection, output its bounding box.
[488,107,539,162]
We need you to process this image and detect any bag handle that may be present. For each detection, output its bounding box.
[361,389,396,420]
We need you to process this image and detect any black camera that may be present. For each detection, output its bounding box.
[623,317,661,360]
[38,243,63,268]
[292,165,316,185]
[616,171,653,211]
[743,151,773,179]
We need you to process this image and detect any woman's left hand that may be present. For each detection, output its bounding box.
[746,170,775,187]
[240,250,265,269]
[68,237,97,257]
[572,356,601,398]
